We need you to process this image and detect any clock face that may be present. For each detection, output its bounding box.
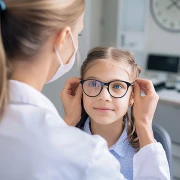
[150,0,180,32]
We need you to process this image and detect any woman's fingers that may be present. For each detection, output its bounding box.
[60,77,82,126]
[133,81,141,100]
[61,77,81,96]
[74,84,83,101]
[133,78,159,124]
[135,78,155,95]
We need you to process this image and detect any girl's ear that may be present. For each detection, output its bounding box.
[129,92,134,107]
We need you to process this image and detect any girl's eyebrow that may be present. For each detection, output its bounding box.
[85,76,98,79]
[85,76,130,82]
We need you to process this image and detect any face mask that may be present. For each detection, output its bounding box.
[47,31,78,83]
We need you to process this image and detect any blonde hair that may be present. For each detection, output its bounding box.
[77,46,141,150]
[0,0,85,118]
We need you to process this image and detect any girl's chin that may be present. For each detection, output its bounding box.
[91,118,116,125]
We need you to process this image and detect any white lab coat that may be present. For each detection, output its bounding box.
[0,80,170,180]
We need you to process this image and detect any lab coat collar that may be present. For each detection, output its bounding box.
[9,80,59,116]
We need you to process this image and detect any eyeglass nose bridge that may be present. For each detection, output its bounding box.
[98,82,111,96]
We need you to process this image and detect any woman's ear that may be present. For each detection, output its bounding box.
[54,26,71,51]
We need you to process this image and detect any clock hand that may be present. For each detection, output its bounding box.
[167,0,180,10]
[170,0,180,3]
[173,0,180,9]
[167,3,175,10]
[167,0,175,10]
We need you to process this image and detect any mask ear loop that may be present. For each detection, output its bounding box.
[54,45,64,66]
[69,31,77,51]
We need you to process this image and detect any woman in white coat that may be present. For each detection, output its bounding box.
[0,0,170,179]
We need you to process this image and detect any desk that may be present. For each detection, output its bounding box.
[153,89,180,144]
[158,89,180,106]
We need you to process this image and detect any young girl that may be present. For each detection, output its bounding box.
[77,46,141,180]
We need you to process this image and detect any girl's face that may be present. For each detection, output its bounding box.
[82,60,134,125]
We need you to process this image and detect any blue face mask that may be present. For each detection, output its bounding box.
[47,31,78,83]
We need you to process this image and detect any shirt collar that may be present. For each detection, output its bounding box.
[8,80,59,116]
[83,117,129,157]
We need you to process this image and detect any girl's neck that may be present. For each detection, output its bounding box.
[90,118,124,148]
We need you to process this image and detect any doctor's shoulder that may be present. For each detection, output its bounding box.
[1,106,122,179]
[4,104,121,179]
[47,126,122,179]
[36,111,122,179]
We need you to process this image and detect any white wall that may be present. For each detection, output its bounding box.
[101,0,118,46]
[147,7,180,55]
[90,0,103,47]
[100,0,148,71]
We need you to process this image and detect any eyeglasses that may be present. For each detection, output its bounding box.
[80,79,134,98]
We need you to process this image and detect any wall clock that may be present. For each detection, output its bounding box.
[150,0,180,32]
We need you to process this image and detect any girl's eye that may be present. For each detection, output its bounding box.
[88,81,98,87]
[113,84,122,89]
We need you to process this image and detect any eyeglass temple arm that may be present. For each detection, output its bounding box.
[131,81,135,86]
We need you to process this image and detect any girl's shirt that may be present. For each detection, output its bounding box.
[83,118,136,180]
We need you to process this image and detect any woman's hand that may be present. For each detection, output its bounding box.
[60,77,82,126]
[133,78,159,148]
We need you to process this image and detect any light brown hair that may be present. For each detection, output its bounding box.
[0,0,85,118]
[77,46,141,150]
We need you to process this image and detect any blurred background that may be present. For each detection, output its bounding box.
[43,0,180,179]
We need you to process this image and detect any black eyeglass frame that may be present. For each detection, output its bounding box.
[80,79,134,98]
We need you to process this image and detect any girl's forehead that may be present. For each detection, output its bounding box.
[84,59,133,80]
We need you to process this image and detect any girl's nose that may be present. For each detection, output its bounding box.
[97,86,112,101]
